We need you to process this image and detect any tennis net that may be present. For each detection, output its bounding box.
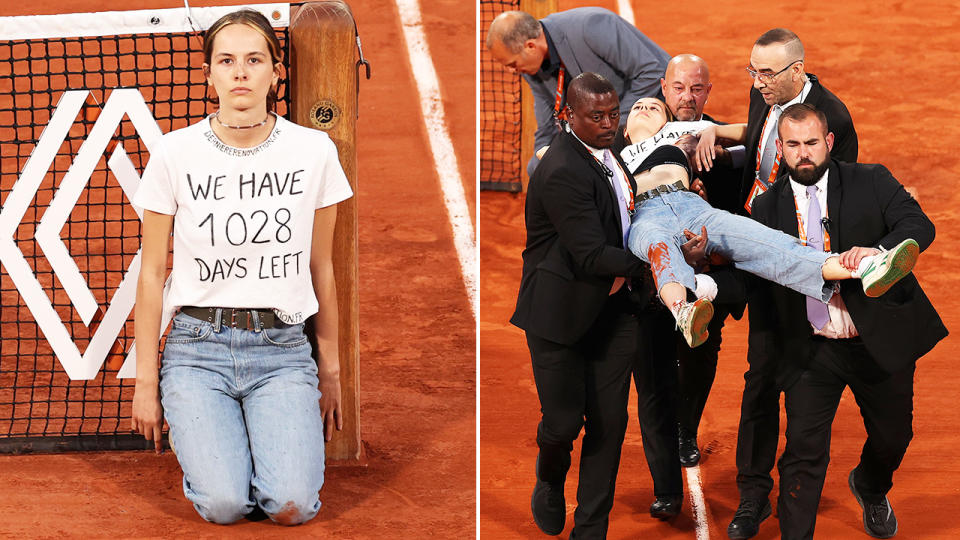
[479,0,522,192]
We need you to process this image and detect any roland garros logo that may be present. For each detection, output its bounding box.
[0,89,166,380]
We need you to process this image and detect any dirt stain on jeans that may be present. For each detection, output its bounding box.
[271,501,303,525]
[647,242,671,290]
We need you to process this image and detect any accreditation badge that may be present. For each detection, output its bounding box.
[744,176,770,214]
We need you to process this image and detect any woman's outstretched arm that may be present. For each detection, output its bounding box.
[309,204,343,442]
[133,210,173,453]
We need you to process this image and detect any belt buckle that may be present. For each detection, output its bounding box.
[230,309,238,328]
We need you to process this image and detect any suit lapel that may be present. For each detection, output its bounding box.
[826,160,841,250]
[778,182,800,238]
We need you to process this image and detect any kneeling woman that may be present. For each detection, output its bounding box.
[621,98,917,347]
[131,10,352,525]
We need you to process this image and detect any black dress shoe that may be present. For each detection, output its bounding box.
[649,495,683,520]
[849,470,898,538]
[727,498,771,539]
[531,479,565,535]
[678,426,701,467]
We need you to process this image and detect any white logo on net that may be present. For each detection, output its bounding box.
[0,89,166,380]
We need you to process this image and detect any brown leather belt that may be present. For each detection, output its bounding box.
[635,180,687,204]
[180,306,278,330]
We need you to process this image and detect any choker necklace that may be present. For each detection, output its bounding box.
[213,111,270,130]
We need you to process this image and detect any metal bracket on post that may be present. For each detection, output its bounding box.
[354,21,370,119]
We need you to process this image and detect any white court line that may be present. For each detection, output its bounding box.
[685,465,711,540]
[394,0,477,320]
[617,0,635,26]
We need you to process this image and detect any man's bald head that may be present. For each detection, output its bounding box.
[486,11,548,75]
[665,54,710,82]
[486,11,540,52]
[565,73,619,148]
[661,54,712,121]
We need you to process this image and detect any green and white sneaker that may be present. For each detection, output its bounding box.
[856,239,919,298]
[675,298,714,348]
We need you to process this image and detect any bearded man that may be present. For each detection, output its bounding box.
[747,103,946,540]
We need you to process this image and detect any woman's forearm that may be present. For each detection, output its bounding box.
[134,273,165,385]
[310,260,340,375]
[309,205,341,375]
[135,210,174,386]
[714,123,748,144]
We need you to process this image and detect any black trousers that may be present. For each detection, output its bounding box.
[676,304,731,434]
[527,301,638,540]
[633,307,682,497]
[777,338,915,540]
[735,327,783,501]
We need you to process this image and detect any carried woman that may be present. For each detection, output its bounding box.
[620,97,918,347]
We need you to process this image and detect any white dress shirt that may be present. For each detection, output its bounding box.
[789,171,859,338]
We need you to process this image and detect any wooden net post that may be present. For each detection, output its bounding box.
[519,0,557,192]
[289,0,362,462]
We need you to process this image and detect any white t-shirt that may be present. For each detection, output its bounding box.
[132,114,353,324]
[620,120,714,173]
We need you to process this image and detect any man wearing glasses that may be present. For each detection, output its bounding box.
[740,28,858,215]
[728,28,859,540]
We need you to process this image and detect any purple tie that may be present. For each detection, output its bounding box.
[604,149,630,247]
[805,185,830,330]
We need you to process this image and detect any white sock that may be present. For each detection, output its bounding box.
[694,274,718,301]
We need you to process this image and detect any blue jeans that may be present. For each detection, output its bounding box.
[160,310,325,525]
[626,190,833,302]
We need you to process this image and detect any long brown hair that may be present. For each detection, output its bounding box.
[202,9,283,111]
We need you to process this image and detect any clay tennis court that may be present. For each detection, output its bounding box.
[480,0,960,538]
[0,0,475,537]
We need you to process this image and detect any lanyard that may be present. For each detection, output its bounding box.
[793,192,831,251]
[594,150,635,215]
[552,64,567,130]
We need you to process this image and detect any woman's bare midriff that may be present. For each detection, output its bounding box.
[632,163,689,194]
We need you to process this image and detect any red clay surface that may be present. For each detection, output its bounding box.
[0,1,475,538]
[481,0,960,538]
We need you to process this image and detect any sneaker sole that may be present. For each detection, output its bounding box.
[863,239,919,298]
[848,470,897,539]
[685,299,714,348]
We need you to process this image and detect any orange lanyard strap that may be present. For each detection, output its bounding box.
[793,194,831,251]
[552,64,567,129]
[754,108,781,186]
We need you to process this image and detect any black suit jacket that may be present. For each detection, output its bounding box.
[750,160,947,377]
[511,130,650,345]
[740,74,858,212]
